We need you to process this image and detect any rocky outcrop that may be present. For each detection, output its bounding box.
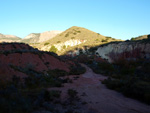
[41,39,86,52]
[96,41,150,62]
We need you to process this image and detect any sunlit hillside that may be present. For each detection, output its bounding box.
[33,26,122,55]
[131,35,149,41]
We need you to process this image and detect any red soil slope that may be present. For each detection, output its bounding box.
[0,43,70,81]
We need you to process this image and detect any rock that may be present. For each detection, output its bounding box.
[96,41,150,62]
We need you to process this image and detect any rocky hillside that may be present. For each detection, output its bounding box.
[0,43,70,82]
[35,26,121,55]
[96,39,150,62]
[0,33,21,42]
[22,30,62,43]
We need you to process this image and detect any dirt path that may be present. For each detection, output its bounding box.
[49,64,150,113]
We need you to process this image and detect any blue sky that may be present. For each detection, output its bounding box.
[0,0,150,40]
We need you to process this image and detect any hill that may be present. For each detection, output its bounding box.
[35,26,122,55]
[131,34,150,41]
[22,30,62,43]
[0,42,87,113]
[0,33,21,42]
[0,43,70,82]
[22,33,40,43]
[0,30,62,44]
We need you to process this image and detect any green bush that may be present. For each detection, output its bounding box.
[49,45,58,53]
[76,31,81,33]
[65,33,69,37]
[102,39,108,42]
[63,45,66,49]
[131,37,136,41]
[57,41,61,43]
[44,42,49,46]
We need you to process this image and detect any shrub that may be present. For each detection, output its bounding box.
[69,63,86,75]
[76,31,81,33]
[57,41,61,43]
[90,61,114,75]
[47,69,68,77]
[79,49,83,54]
[49,45,58,53]
[95,39,99,42]
[24,69,68,89]
[45,90,61,101]
[44,42,49,46]
[131,37,136,41]
[65,33,69,37]
[71,37,75,39]
[0,86,32,113]
[102,39,108,42]
[102,59,150,104]
[106,37,112,39]
[63,45,66,49]
[67,89,78,98]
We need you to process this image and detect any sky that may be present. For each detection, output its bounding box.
[0,0,150,40]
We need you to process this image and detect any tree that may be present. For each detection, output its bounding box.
[49,45,58,53]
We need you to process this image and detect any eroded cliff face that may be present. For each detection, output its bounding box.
[96,41,150,62]
[40,39,86,52]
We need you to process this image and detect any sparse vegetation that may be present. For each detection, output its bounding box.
[88,57,150,104]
